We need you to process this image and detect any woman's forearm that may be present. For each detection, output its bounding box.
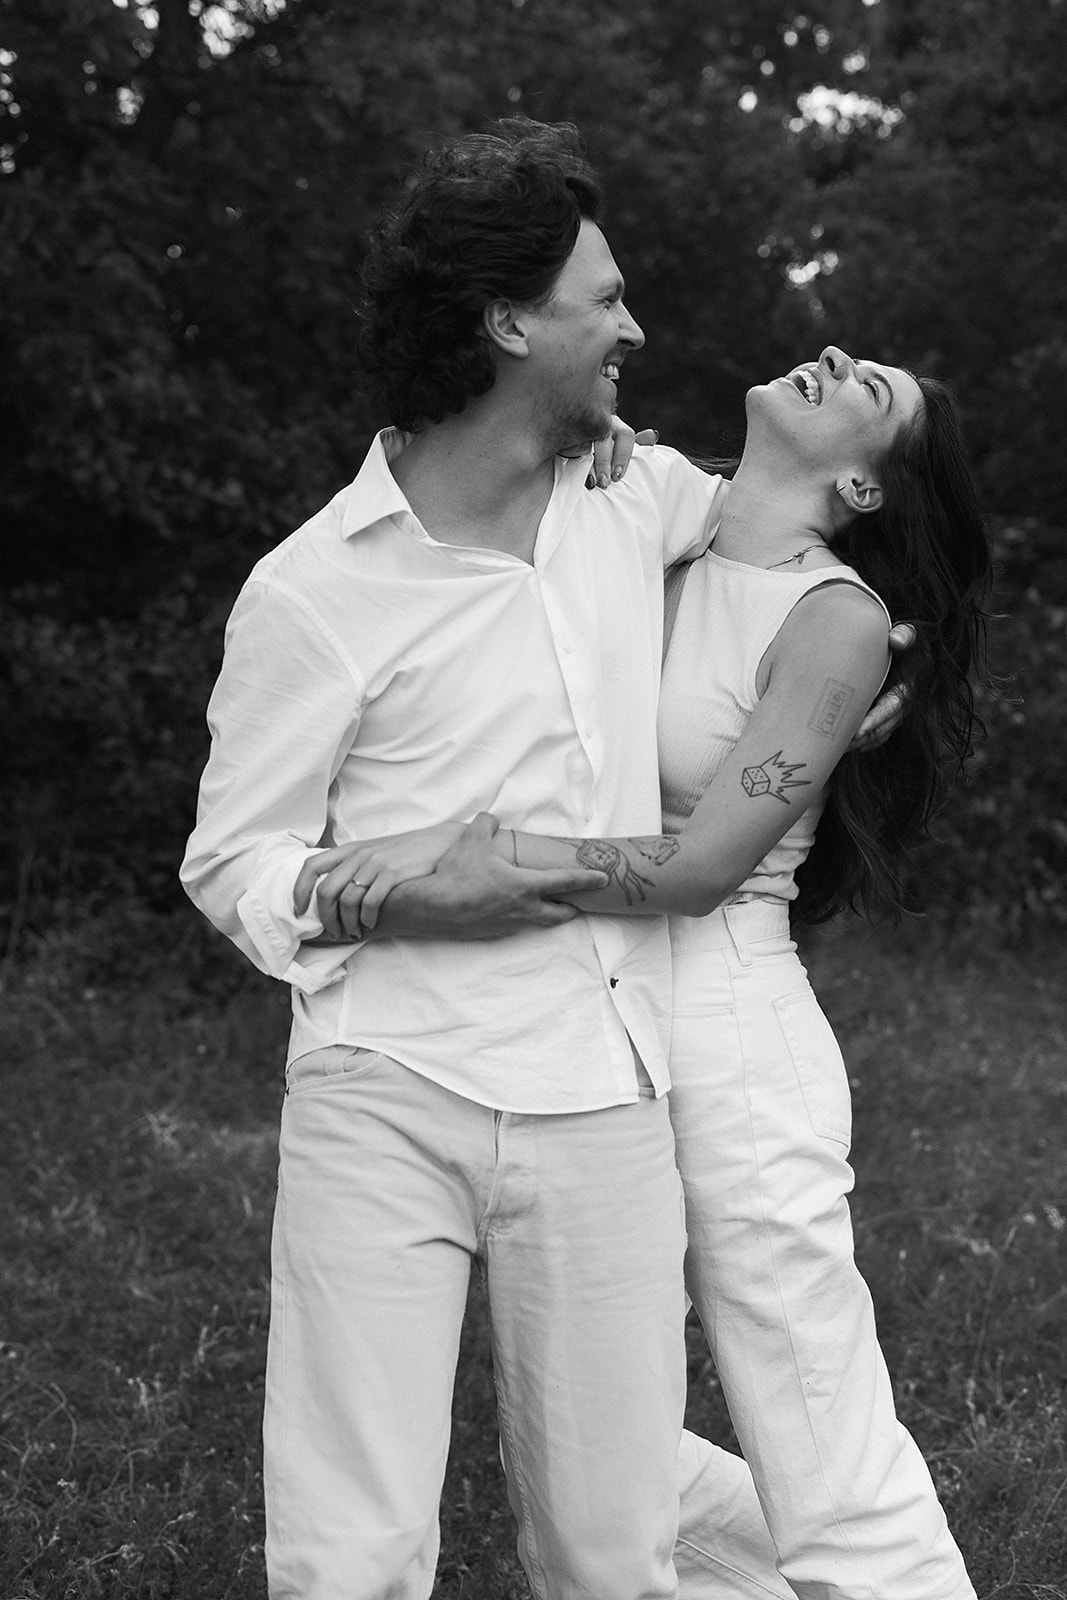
[498,828,747,918]
[496,589,891,919]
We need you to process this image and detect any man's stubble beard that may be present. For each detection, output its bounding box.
[540,395,615,458]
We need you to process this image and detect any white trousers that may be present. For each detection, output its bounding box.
[669,900,976,1600]
[264,1046,692,1600]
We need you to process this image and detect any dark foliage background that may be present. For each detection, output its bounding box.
[2,0,1065,949]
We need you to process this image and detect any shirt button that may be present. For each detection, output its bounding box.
[561,639,573,654]
[609,977,619,988]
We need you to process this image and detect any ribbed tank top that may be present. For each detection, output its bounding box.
[658,550,891,904]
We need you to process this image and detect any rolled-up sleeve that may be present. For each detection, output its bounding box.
[180,579,365,991]
[643,448,730,566]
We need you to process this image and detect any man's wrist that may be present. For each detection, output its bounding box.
[374,873,490,939]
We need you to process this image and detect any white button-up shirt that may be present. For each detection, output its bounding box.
[181,430,726,1112]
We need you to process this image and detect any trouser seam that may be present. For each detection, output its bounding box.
[675,1535,788,1598]
[735,970,871,1582]
[486,1267,550,1600]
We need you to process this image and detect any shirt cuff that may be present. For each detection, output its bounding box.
[237,857,362,995]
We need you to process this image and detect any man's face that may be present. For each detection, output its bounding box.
[524,219,645,450]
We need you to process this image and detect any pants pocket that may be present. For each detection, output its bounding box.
[285,1046,392,1096]
[772,989,852,1146]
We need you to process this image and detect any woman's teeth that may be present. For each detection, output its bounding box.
[792,369,821,404]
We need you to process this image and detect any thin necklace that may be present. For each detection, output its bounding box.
[767,542,827,570]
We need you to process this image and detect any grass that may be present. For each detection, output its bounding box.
[1,908,1064,1599]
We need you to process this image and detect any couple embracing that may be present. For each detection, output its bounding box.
[183,117,989,1600]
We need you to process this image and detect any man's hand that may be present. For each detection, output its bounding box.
[850,622,915,752]
[373,813,609,942]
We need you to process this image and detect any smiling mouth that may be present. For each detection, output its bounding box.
[601,362,620,382]
[787,367,822,405]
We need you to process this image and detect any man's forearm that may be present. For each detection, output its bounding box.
[374,873,514,940]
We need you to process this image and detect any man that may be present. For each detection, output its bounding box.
[183,118,844,1599]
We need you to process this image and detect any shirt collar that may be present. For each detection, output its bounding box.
[340,428,417,541]
[339,426,594,547]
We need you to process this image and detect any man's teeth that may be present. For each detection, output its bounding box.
[602,364,620,380]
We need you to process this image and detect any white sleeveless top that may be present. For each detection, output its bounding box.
[658,550,891,904]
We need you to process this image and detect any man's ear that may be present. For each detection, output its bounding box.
[483,299,532,359]
[835,474,884,516]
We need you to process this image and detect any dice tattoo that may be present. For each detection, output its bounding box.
[740,751,811,805]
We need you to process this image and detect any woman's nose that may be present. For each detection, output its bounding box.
[820,346,854,379]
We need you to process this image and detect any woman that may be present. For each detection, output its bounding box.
[303,346,991,1598]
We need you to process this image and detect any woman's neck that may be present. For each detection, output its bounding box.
[715,461,841,570]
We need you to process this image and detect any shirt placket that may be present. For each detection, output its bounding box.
[537,571,600,830]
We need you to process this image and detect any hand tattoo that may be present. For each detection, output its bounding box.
[740,751,811,805]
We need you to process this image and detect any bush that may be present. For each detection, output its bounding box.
[0,580,223,937]
[911,516,1067,936]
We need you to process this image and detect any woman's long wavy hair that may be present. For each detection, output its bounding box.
[358,119,604,431]
[791,376,993,924]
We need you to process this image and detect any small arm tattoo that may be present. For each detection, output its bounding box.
[740,751,812,806]
[636,836,679,866]
[576,839,624,876]
[808,679,856,739]
[575,837,675,904]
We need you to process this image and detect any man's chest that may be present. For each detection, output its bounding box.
[348,541,656,736]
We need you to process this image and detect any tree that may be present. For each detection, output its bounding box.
[765,0,1067,518]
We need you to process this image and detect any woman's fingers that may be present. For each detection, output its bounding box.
[359,870,402,932]
[316,856,371,938]
[335,878,370,939]
[294,843,357,913]
[298,821,502,934]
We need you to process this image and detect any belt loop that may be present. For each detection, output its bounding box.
[723,901,753,966]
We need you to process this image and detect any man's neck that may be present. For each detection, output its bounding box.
[389,414,559,566]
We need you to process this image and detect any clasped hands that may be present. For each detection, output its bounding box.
[294,812,609,944]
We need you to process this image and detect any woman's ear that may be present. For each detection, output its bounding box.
[835,474,884,516]
[483,299,532,359]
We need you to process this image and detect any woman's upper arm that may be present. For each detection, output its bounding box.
[758,583,891,735]
[680,585,890,881]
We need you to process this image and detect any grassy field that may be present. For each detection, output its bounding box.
[1,910,1065,1599]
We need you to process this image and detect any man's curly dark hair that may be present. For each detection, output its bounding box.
[357,118,605,432]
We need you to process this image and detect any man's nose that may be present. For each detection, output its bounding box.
[620,303,645,351]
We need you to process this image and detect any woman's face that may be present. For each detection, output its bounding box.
[747,346,924,474]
